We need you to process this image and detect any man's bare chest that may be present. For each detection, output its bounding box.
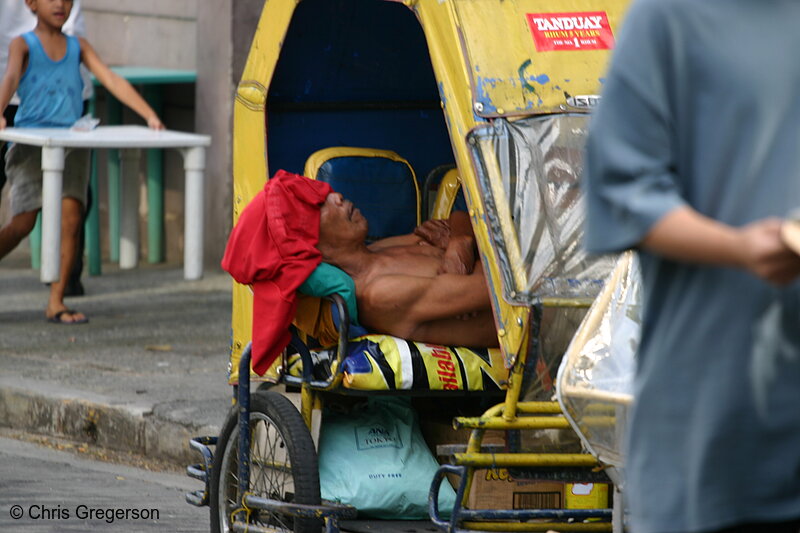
[367,245,443,279]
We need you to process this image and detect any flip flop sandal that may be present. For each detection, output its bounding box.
[47,309,89,325]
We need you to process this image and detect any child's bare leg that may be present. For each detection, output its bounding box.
[46,197,87,322]
[0,210,38,260]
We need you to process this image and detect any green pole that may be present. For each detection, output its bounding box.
[30,212,41,270]
[144,85,164,264]
[107,97,122,262]
[86,97,101,275]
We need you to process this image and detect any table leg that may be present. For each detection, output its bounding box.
[107,97,122,262]
[182,146,205,280]
[40,146,65,283]
[87,148,101,275]
[87,97,101,275]
[144,86,164,264]
[29,213,41,270]
[119,148,141,269]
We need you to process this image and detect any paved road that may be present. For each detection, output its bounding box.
[0,436,209,532]
[0,435,442,533]
[0,254,233,466]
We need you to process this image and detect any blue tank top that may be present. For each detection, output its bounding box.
[15,32,83,128]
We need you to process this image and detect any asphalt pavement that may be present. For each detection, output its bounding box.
[0,247,234,468]
[0,436,207,532]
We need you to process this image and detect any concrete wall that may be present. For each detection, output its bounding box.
[233,0,265,83]
[196,0,263,267]
[195,1,233,270]
[82,0,197,69]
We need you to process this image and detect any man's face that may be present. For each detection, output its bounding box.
[318,192,368,248]
[28,0,73,27]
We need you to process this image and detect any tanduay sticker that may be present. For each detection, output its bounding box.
[526,12,615,51]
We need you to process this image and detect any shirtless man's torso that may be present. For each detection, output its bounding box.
[316,192,498,348]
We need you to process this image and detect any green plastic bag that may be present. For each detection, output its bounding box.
[318,397,456,519]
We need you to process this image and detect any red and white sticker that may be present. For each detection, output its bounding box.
[526,12,615,51]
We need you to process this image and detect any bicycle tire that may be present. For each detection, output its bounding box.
[209,391,321,533]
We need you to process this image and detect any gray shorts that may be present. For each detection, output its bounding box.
[5,143,90,216]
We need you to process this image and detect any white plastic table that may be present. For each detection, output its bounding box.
[0,125,211,282]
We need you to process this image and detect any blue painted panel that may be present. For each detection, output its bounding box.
[267,108,453,193]
[270,0,437,103]
[317,155,417,240]
[265,0,455,197]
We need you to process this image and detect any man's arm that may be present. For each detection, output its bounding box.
[78,38,164,129]
[440,211,476,274]
[360,262,490,330]
[642,206,800,285]
[415,211,477,274]
[0,37,26,128]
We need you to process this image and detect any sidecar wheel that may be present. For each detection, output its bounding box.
[209,391,321,533]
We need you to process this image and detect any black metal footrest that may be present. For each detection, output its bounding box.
[185,490,207,507]
[184,435,218,508]
[186,463,207,482]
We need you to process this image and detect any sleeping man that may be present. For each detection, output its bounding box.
[221,170,497,375]
[317,191,498,349]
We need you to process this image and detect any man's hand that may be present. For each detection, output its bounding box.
[414,219,450,249]
[415,213,479,274]
[643,207,800,286]
[737,218,800,286]
[440,235,476,274]
[0,116,6,129]
[147,115,165,130]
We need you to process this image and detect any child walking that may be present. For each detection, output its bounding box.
[0,0,163,324]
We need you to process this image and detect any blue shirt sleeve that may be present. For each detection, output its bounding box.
[584,0,686,254]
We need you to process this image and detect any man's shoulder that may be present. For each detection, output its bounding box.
[11,33,30,44]
[629,0,695,13]
[623,0,698,33]
[7,34,29,54]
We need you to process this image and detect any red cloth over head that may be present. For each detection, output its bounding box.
[221,170,333,376]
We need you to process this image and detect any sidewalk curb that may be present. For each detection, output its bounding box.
[0,384,221,467]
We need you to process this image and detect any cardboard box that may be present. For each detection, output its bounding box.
[419,418,505,491]
[467,469,611,511]
[419,418,505,450]
[467,468,564,510]
[565,482,610,509]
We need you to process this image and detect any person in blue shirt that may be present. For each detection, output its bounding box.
[0,0,91,189]
[0,0,163,324]
[584,0,800,532]
[1,0,91,297]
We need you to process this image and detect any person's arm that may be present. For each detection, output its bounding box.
[414,211,477,274]
[361,262,491,329]
[0,37,27,128]
[440,211,476,274]
[642,206,800,285]
[78,38,164,130]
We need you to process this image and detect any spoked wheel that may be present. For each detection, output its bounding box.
[209,391,321,533]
